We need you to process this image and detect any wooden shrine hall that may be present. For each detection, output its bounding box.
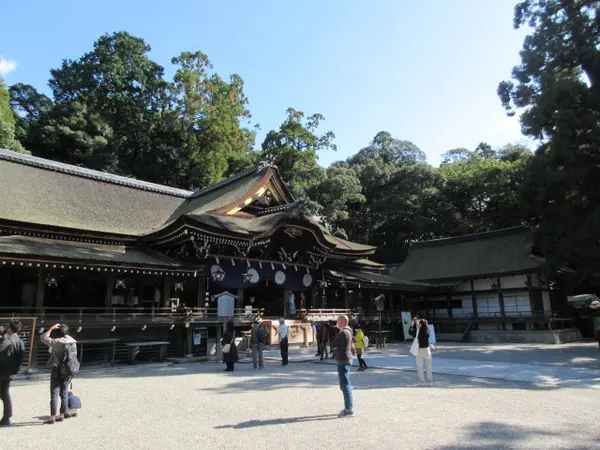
[0,148,404,369]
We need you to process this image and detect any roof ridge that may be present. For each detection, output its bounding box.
[411,226,529,248]
[189,164,267,199]
[0,148,193,198]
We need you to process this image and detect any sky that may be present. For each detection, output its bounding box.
[0,0,531,167]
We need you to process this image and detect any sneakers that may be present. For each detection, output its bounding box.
[43,417,56,425]
[339,409,355,417]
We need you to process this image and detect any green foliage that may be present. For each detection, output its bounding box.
[0,79,29,154]
[499,0,600,279]
[10,32,255,189]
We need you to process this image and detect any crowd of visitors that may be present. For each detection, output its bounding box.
[1,314,433,424]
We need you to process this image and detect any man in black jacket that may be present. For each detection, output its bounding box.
[0,320,25,426]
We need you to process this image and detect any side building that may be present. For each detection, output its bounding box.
[387,227,580,344]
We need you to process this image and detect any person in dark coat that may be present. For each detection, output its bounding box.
[221,321,238,372]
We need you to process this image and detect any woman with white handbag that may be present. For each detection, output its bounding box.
[410,319,433,385]
[221,321,238,372]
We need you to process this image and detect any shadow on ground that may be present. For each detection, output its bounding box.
[435,420,600,450]
[215,414,340,429]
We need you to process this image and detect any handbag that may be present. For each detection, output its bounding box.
[409,327,420,356]
[222,331,236,354]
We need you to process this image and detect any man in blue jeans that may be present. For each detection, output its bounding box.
[334,315,354,417]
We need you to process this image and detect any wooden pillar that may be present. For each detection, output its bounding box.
[197,276,206,308]
[343,286,350,310]
[283,289,289,317]
[35,268,45,313]
[470,279,478,330]
[497,277,506,330]
[162,277,172,308]
[236,288,244,310]
[215,324,222,361]
[105,273,115,311]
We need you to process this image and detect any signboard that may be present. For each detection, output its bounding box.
[428,324,437,346]
[400,312,412,340]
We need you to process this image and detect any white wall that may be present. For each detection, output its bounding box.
[499,275,528,289]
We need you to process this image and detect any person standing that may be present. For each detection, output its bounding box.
[277,318,289,366]
[313,322,320,357]
[41,323,78,424]
[251,320,266,370]
[335,315,354,417]
[222,321,238,372]
[0,320,25,427]
[355,323,368,371]
[413,319,433,385]
[319,322,329,361]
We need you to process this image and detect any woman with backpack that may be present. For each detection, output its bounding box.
[41,323,79,424]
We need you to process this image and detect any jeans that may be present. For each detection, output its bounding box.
[337,363,353,411]
[0,376,12,420]
[280,338,289,365]
[252,343,265,369]
[50,368,71,416]
[320,343,329,361]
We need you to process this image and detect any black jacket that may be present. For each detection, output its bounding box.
[0,335,25,377]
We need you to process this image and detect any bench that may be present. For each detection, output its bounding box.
[77,338,119,366]
[124,341,170,365]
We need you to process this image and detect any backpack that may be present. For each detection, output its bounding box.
[59,343,80,378]
[256,326,266,344]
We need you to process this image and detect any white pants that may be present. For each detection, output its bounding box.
[415,348,433,383]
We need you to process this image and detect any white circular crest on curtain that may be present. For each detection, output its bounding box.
[275,271,286,285]
[302,274,313,287]
[210,265,225,282]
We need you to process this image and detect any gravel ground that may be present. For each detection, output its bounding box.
[3,361,599,450]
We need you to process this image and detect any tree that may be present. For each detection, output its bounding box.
[261,108,335,186]
[498,0,600,279]
[474,142,497,159]
[439,157,527,234]
[349,131,426,166]
[497,143,532,162]
[169,51,255,188]
[0,79,28,153]
[440,147,475,165]
[9,32,255,189]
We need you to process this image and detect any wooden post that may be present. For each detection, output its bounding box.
[283,289,289,318]
[470,279,478,330]
[105,273,115,311]
[35,268,45,313]
[197,276,205,308]
[236,288,244,310]
[498,277,506,330]
[343,286,350,310]
[162,277,172,308]
[215,324,222,362]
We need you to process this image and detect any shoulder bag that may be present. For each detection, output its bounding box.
[222,331,236,354]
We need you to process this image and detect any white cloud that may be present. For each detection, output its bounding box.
[0,57,17,76]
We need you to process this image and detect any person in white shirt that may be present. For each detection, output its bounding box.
[277,318,289,366]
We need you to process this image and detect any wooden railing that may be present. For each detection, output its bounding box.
[0,306,261,328]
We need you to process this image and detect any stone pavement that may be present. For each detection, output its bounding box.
[4,360,600,450]
[251,342,600,389]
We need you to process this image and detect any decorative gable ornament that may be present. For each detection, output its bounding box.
[243,268,260,284]
[211,265,226,282]
[284,227,303,239]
